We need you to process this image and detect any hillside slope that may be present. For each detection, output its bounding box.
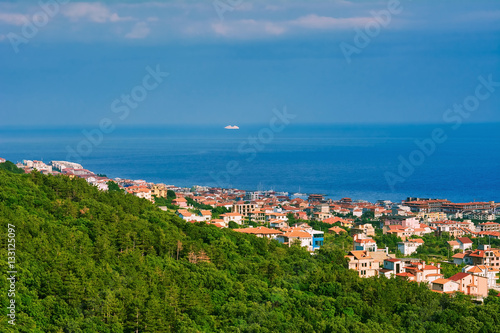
[0,170,499,332]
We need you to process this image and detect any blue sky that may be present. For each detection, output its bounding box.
[0,0,499,126]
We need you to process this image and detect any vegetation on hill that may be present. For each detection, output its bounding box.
[0,168,499,332]
[0,161,23,174]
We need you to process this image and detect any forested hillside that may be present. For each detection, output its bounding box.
[0,169,499,332]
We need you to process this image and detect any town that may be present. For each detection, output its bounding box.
[7,158,500,300]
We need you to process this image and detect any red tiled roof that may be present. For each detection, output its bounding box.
[235,227,283,235]
[396,272,415,278]
[448,272,470,281]
[283,230,311,238]
[466,266,483,274]
[424,265,439,270]
[386,258,401,263]
[457,237,473,244]
[355,238,376,243]
[432,278,451,285]
[328,226,347,233]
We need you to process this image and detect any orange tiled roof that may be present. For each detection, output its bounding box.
[235,227,283,235]
[283,230,311,238]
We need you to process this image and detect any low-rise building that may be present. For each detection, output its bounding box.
[200,210,212,221]
[351,223,375,237]
[463,265,499,288]
[346,250,380,278]
[406,261,442,284]
[452,252,466,265]
[353,234,377,252]
[234,226,283,239]
[328,226,347,234]
[379,259,442,284]
[173,196,188,208]
[431,279,459,294]
[269,219,289,229]
[151,184,167,198]
[397,239,424,256]
[478,222,500,232]
[220,212,244,225]
[448,272,489,298]
[310,229,324,251]
[378,258,405,278]
[177,209,194,220]
[277,228,312,249]
[276,226,324,251]
[416,211,447,223]
[464,245,500,268]
[266,212,288,222]
[126,186,152,201]
[456,237,473,251]
[232,202,258,216]
[322,216,353,228]
[448,240,460,252]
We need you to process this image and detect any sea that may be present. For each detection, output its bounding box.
[0,123,499,203]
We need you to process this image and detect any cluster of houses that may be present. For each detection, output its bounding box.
[432,250,499,298]
[346,245,499,299]
[6,159,500,297]
[234,224,324,252]
[16,160,111,191]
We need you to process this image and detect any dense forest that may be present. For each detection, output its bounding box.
[1,168,499,332]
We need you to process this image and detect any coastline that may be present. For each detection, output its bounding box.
[1,123,499,203]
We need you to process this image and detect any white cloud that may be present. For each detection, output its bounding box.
[209,14,371,39]
[211,19,286,38]
[0,13,27,26]
[290,14,370,29]
[62,3,133,23]
[212,22,230,36]
[125,22,150,39]
[264,22,286,35]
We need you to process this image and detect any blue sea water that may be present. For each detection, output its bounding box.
[0,123,499,203]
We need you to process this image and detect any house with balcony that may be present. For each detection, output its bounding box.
[351,223,375,237]
[346,250,380,278]
[353,234,377,252]
[310,229,324,251]
[269,219,289,229]
[464,245,500,267]
[463,265,499,288]
[378,258,405,278]
[478,222,500,232]
[379,259,442,284]
[234,226,283,239]
[172,196,188,208]
[431,279,459,294]
[397,239,424,256]
[447,272,489,298]
[220,212,244,225]
[277,228,312,249]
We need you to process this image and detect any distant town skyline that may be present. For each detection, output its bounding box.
[1,0,499,126]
